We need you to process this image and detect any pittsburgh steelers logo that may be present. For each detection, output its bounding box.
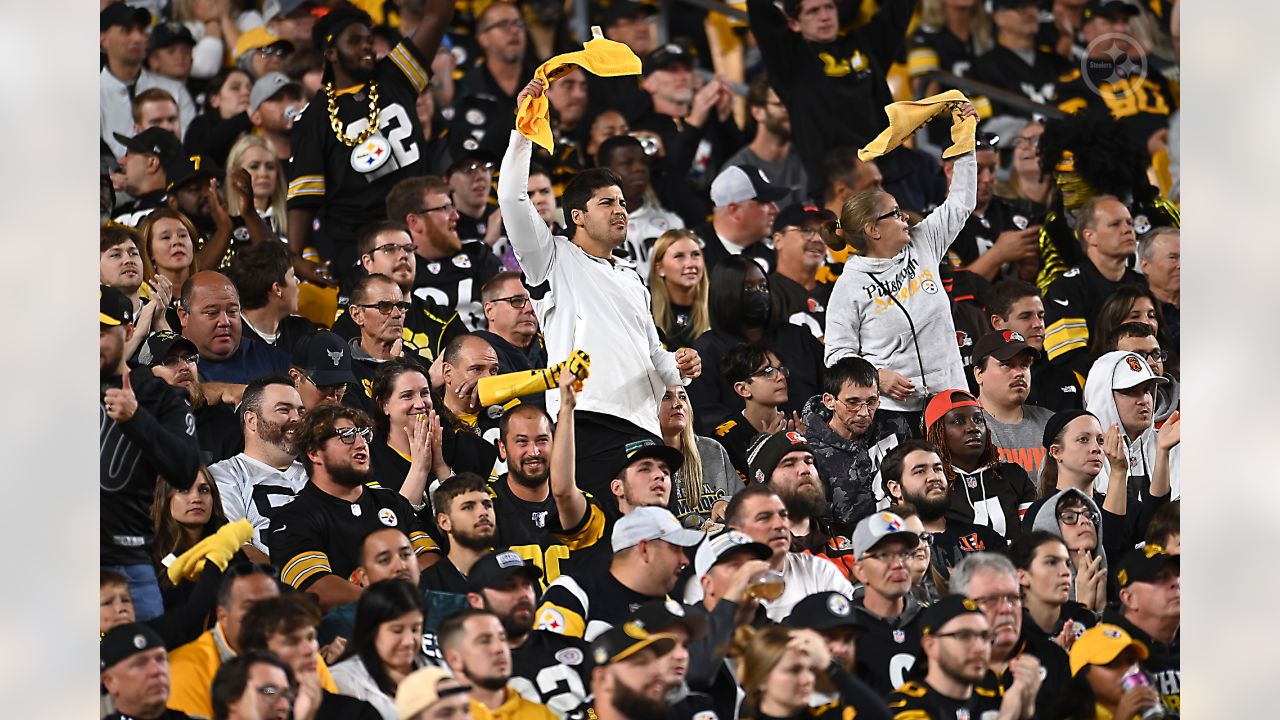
[350,134,392,173]
[378,508,398,526]
[827,594,851,616]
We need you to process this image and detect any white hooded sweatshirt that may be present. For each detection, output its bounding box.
[825,153,976,412]
[1083,351,1180,500]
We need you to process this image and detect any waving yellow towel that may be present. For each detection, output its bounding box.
[858,89,977,162]
[516,29,642,151]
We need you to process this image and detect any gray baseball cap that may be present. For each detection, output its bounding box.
[249,72,303,113]
[851,511,919,560]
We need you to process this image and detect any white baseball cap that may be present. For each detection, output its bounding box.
[693,529,773,577]
[612,506,706,552]
[709,164,791,207]
[1110,351,1168,390]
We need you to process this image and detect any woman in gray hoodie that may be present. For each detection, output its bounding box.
[1024,488,1108,613]
[823,103,978,422]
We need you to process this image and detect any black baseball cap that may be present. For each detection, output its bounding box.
[1041,409,1098,449]
[101,1,151,31]
[166,154,221,193]
[313,6,373,51]
[101,623,165,671]
[137,330,198,367]
[971,330,1035,368]
[1083,0,1140,22]
[148,22,196,54]
[918,595,983,636]
[772,203,835,234]
[627,599,707,640]
[590,623,677,667]
[617,438,684,477]
[1114,544,1179,589]
[466,550,544,593]
[101,285,135,326]
[604,0,658,26]
[785,591,865,631]
[291,331,357,386]
[643,44,694,76]
[113,127,182,161]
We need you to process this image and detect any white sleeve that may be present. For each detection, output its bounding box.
[814,555,855,597]
[210,465,248,524]
[190,36,225,79]
[914,151,977,259]
[644,286,685,386]
[822,274,863,367]
[497,131,555,284]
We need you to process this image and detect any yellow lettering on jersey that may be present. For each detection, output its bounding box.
[509,543,573,585]
[897,681,928,698]
[891,711,930,720]
[819,53,852,77]
[1098,79,1171,119]
[715,420,737,437]
[362,378,374,398]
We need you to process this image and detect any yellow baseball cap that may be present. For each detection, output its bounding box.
[1069,623,1149,677]
[235,27,294,61]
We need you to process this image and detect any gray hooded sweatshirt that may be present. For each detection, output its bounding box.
[1083,351,1180,500]
[1027,487,1107,602]
[825,152,976,412]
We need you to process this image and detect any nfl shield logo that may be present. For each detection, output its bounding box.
[893,629,905,643]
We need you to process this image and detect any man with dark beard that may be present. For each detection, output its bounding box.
[140,329,243,464]
[209,375,307,564]
[491,398,606,585]
[269,404,437,611]
[285,2,455,288]
[466,550,592,716]
[572,623,678,720]
[421,474,499,593]
[745,430,856,577]
[724,75,808,209]
[881,440,1006,581]
[440,609,560,719]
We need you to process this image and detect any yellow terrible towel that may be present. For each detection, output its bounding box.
[858,89,977,162]
[516,30,642,151]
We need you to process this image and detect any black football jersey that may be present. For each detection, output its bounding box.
[488,474,608,586]
[853,598,925,696]
[286,41,433,243]
[887,679,1001,720]
[509,631,592,717]
[411,241,503,331]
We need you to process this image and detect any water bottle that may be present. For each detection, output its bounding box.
[1120,666,1178,720]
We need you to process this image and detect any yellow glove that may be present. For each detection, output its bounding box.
[166,519,253,585]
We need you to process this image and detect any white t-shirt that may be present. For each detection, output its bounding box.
[683,551,853,622]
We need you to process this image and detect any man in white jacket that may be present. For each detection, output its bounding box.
[497,78,701,507]
[824,103,979,424]
[1083,351,1180,502]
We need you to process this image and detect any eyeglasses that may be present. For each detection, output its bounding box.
[1058,509,1100,527]
[480,17,526,32]
[876,207,907,223]
[256,684,298,704]
[862,549,913,564]
[160,354,199,370]
[1013,135,1040,148]
[330,426,374,445]
[355,300,412,315]
[971,593,1023,611]
[450,161,493,176]
[372,242,415,256]
[749,365,790,381]
[836,396,879,414]
[933,630,994,645]
[294,370,347,399]
[784,226,822,239]
[417,201,456,215]
[256,46,291,58]
[1141,349,1169,363]
[487,295,531,309]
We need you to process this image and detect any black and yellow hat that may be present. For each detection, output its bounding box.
[919,595,983,636]
[100,285,134,326]
[590,622,677,667]
[1114,543,1179,588]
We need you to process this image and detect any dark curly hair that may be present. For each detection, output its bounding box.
[1038,114,1154,202]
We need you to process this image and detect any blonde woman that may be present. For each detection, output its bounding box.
[225,133,289,238]
[649,229,710,348]
[731,625,879,720]
[139,209,201,292]
[659,385,740,530]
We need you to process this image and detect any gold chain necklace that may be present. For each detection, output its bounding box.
[325,81,381,147]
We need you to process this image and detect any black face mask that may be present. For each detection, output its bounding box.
[742,289,771,325]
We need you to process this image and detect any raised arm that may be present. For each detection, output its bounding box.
[498,82,556,283]
[409,0,456,67]
[914,105,979,258]
[551,366,588,530]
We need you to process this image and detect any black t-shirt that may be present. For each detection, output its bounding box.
[509,631,592,717]
[929,520,1010,581]
[269,482,437,590]
[769,273,831,340]
[887,679,1001,720]
[239,315,319,361]
[420,556,469,593]
[410,242,503,331]
[286,40,434,253]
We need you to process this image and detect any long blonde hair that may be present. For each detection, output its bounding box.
[820,189,888,255]
[919,0,994,54]
[649,229,710,341]
[728,625,797,711]
[225,134,289,236]
[666,388,705,517]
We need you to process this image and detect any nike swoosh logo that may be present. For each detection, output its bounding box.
[1053,299,1068,306]
[274,525,288,532]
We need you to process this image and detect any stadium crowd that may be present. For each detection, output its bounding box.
[99,0,1181,718]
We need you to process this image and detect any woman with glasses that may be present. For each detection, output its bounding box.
[330,579,429,720]
[1010,530,1098,648]
[687,255,825,435]
[658,384,741,530]
[649,229,711,349]
[1024,488,1109,613]
[823,103,979,430]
